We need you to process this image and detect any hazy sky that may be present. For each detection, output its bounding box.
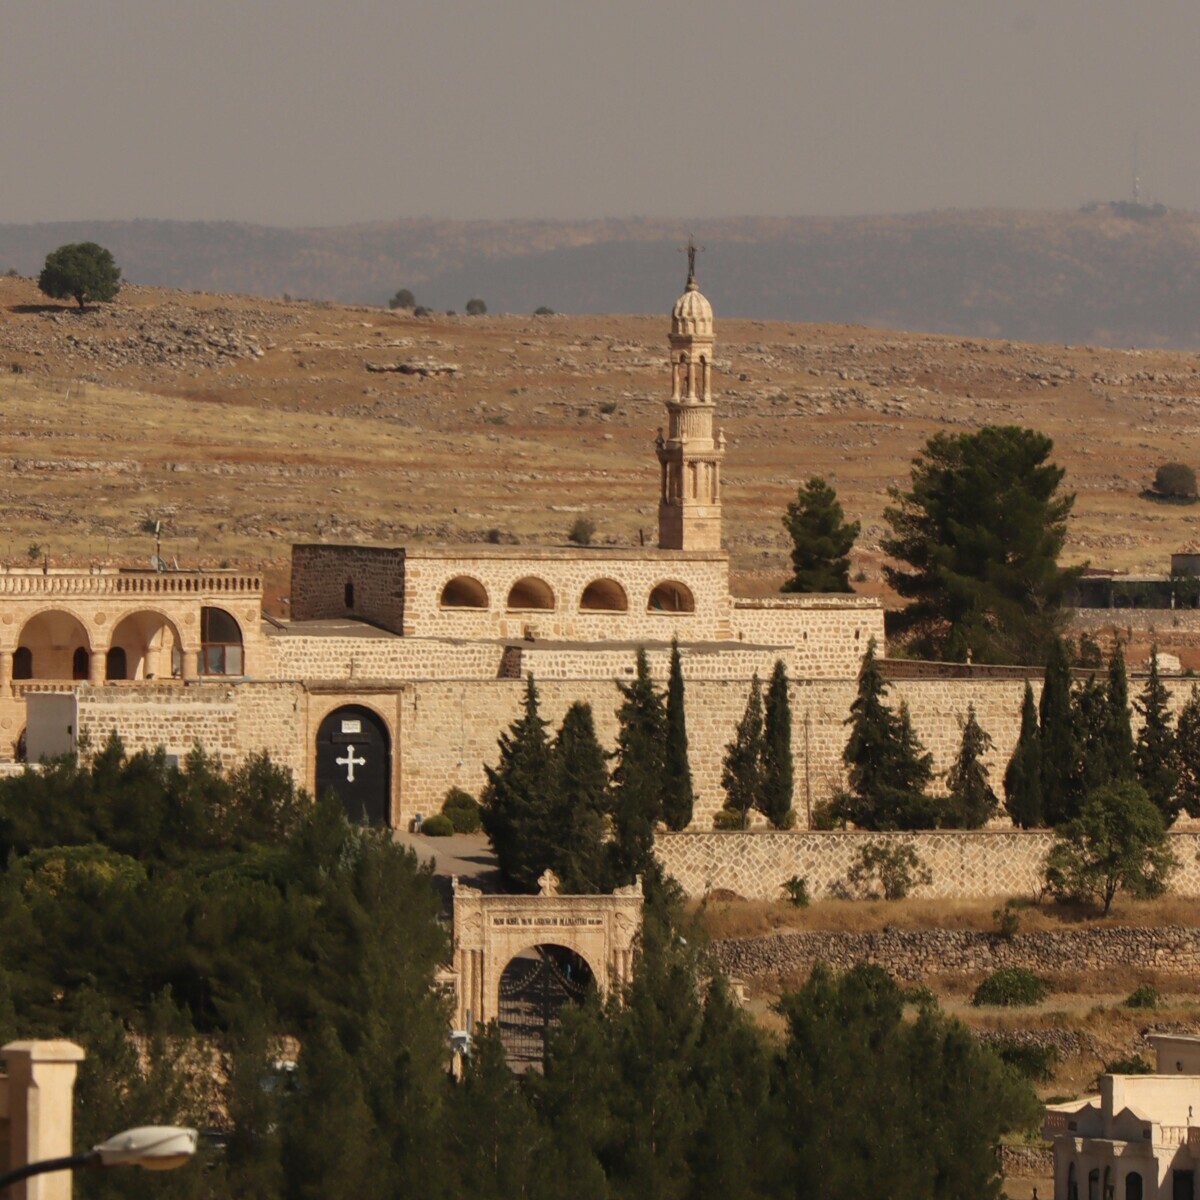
[5,0,1200,225]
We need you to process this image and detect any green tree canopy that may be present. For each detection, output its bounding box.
[1044,780,1177,915]
[38,242,121,310]
[945,704,998,828]
[780,477,860,593]
[1039,638,1080,825]
[721,674,765,829]
[882,425,1078,664]
[1136,647,1179,822]
[761,660,795,828]
[1003,681,1043,828]
[1176,684,1200,818]
[834,638,936,830]
[662,638,694,831]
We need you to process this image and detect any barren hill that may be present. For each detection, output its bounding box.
[4,206,1200,347]
[0,274,1196,619]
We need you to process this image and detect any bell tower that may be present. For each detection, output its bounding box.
[656,244,725,550]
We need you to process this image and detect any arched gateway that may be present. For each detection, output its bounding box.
[451,871,643,1064]
[315,705,391,825]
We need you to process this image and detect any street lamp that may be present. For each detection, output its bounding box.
[0,1126,198,1191]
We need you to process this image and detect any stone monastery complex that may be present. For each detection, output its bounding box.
[3,265,1058,832]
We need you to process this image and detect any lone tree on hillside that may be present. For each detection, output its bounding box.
[781,477,860,593]
[388,288,415,310]
[465,298,487,316]
[38,242,121,310]
[1152,462,1197,498]
[882,425,1078,664]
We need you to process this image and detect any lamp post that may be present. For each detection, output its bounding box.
[0,1126,198,1192]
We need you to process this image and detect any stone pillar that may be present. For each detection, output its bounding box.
[88,650,104,686]
[181,648,197,682]
[0,650,12,695]
[2,1040,86,1200]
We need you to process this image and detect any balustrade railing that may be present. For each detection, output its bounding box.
[0,572,261,597]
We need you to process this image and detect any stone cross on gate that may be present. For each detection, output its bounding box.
[336,744,366,782]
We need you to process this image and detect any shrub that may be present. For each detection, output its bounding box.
[713,807,746,830]
[1103,1054,1153,1075]
[972,967,1050,1008]
[419,813,454,837]
[1154,462,1197,498]
[465,298,487,316]
[413,305,433,317]
[991,1039,1059,1082]
[846,840,931,900]
[389,288,415,310]
[781,875,809,907]
[567,516,596,546]
[1124,983,1160,1009]
[442,787,481,833]
[534,306,555,316]
[993,900,1021,940]
[598,401,618,415]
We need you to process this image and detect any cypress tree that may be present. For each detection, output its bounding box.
[480,673,553,891]
[944,704,998,828]
[1004,681,1044,828]
[1074,674,1111,796]
[761,659,795,828]
[1038,638,1079,825]
[721,675,766,829]
[662,638,694,831]
[1102,640,1136,783]
[1135,646,1179,822]
[550,702,611,893]
[1175,685,1200,818]
[610,648,666,885]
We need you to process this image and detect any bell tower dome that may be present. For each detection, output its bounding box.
[656,246,725,550]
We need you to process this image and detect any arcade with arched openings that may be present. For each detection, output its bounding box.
[106,610,185,681]
[13,611,93,682]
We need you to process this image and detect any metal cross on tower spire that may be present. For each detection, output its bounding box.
[680,235,704,283]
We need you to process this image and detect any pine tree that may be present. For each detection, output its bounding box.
[662,638,694,831]
[1102,640,1136,783]
[1039,637,1080,825]
[550,702,611,893]
[1175,685,1200,818]
[1074,673,1112,796]
[721,675,765,828]
[944,704,998,828]
[610,648,666,885]
[480,673,553,891]
[1004,681,1044,828]
[1136,646,1179,822]
[761,659,795,828]
[838,638,935,830]
[781,476,860,593]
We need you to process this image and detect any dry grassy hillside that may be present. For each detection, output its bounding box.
[0,275,1197,613]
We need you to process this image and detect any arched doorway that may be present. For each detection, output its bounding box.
[315,705,391,826]
[108,611,183,680]
[497,944,594,1068]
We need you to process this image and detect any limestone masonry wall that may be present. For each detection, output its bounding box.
[262,633,503,681]
[708,924,1200,982]
[656,830,1200,900]
[729,598,886,678]
[289,545,406,630]
[76,684,240,767]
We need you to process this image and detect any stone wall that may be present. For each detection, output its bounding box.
[76,683,241,766]
[708,924,1200,982]
[657,830,1200,900]
[289,544,406,631]
[729,597,886,678]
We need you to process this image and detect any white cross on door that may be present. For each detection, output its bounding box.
[335,745,366,783]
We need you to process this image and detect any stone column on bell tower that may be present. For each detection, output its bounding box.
[657,249,724,550]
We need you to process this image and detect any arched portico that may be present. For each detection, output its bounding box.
[12,610,93,683]
[107,610,185,681]
[451,871,642,1050]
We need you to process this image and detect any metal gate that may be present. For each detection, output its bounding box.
[497,945,594,1067]
[315,705,391,826]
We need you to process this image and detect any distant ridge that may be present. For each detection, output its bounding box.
[3,207,1199,347]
